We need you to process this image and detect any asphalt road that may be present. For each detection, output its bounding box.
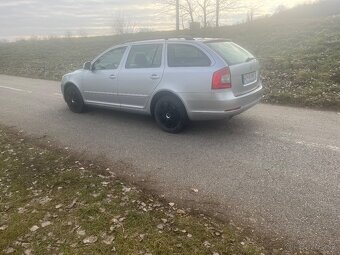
[0,74,339,254]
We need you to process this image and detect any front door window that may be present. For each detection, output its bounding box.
[93,47,127,70]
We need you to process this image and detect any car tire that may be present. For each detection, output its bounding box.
[64,86,85,113]
[154,95,188,133]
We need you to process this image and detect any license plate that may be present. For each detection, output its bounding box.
[242,72,257,85]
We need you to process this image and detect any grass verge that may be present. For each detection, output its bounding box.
[0,126,267,255]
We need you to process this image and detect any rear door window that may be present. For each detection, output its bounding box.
[206,42,254,66]
[126,44,163,69]
[167,44,211,67]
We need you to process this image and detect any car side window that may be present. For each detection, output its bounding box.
[126,44,163,69]
[93,47,127,71]
[167,44,211,67]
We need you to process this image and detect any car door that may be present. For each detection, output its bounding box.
[81,46,127,106]
[118,43,165,109]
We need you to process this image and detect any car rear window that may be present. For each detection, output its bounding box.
[167,44,211,67]
[206,42,254,66]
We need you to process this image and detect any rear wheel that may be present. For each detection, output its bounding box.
[154,95,188,133]
[64,86,84,113]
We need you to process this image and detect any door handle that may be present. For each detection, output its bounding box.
[150,74,160,80]
[109,74,116,79]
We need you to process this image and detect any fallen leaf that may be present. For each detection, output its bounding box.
[18,207,27,214]
[67,199,77,209]
[203,241,211,247]
[83,236,98,244]
[102,235,115,245]
[122,187,131,193]
[0,225,8,231]
[91,193,100,198]
[77,229,86,236]
[30,225,39,232]
[177,209,185,214]
[139,234,145,241]
[4,247,15,254]
[41,221,52,228]
[24,249,33,255]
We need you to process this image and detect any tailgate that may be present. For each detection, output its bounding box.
[230,60,260,97]
[206,41,260,96]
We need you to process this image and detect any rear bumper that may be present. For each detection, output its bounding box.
[181,82,263,120]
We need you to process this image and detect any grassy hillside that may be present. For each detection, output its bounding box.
[0,0,339,109]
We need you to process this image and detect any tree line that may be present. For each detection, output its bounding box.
[160,0,265,30]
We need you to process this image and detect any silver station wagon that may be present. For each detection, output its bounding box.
[61,37,263,133]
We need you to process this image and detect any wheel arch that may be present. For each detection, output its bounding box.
[63,82,81,100]
[149,90,188,117]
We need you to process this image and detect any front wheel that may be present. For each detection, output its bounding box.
[64,86,85,113]
[154,95,188,133]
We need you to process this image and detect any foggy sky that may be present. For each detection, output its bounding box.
[0,0,310,41]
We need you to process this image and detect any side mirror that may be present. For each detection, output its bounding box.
[83,61,92,70]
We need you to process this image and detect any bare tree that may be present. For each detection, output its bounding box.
[246,8,254,22]
[112,12,137,35]
[245,1,266,23]
[176,0,180,31]
[197,0,242,28]
[158,0,180,29]
[159,0,244,29]
[216,0,242,27]
[184,0,197,23]
[158,0,197,28]
[197,0,215,28]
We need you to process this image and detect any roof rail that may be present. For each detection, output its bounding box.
[164,35,194,40]
[203,38,231,43]
[121,37,233,45]
[121,35,196,45]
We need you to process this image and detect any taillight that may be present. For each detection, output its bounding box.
[212,67,231,89]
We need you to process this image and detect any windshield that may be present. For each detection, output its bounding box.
[206,42,255,66]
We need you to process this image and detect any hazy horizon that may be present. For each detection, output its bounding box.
[0,0,314,41]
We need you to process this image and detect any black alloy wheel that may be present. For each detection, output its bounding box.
[65,86,85,113]
[154,95,188,133]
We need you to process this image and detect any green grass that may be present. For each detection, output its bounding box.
[0,1,339,110]
[0,126,267,255]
